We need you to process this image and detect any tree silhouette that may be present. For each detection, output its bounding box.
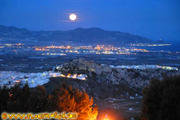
[0,82,98,120]
[141,75,180,120]
[48,83,98,120]
[30,85,47,113]
[0,86,9,113]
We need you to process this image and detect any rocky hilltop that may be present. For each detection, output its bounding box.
[0,25,153,45]
[56,58,180,89]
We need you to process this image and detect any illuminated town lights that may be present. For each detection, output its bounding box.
[15,80,20,83]
[81,78,86,80]
[67,74,71,78]
[72,75,77,79]
[60,74,65,77]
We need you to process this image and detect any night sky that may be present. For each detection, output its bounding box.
[0,0,180,42]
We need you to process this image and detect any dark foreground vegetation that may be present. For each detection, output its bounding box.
[0,83,98,120]
[141,75,180,120]
[1,75,180,120]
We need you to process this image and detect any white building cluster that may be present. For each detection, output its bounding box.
[110,65,178,71]
[0,71,87,89]
[0,71,50,88]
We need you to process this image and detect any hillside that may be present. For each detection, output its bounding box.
[0,25,153,45]
[42,58,180,99]
[56,58,180,89]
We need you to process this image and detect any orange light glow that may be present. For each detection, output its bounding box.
[81,78,86,80]
[60,74,65,77]
[103,115,110,120]
[15,80,20,83]
[103,118,110,120]
[67,74,71,78]
[72,74,77,79]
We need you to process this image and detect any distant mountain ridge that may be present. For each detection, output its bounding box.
[0,25,154,45]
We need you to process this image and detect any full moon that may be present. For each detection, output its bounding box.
[69,14,77,21]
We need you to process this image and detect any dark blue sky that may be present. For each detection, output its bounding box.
[0,0,180,42]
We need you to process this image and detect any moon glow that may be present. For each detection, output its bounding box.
[69,14,77,21]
